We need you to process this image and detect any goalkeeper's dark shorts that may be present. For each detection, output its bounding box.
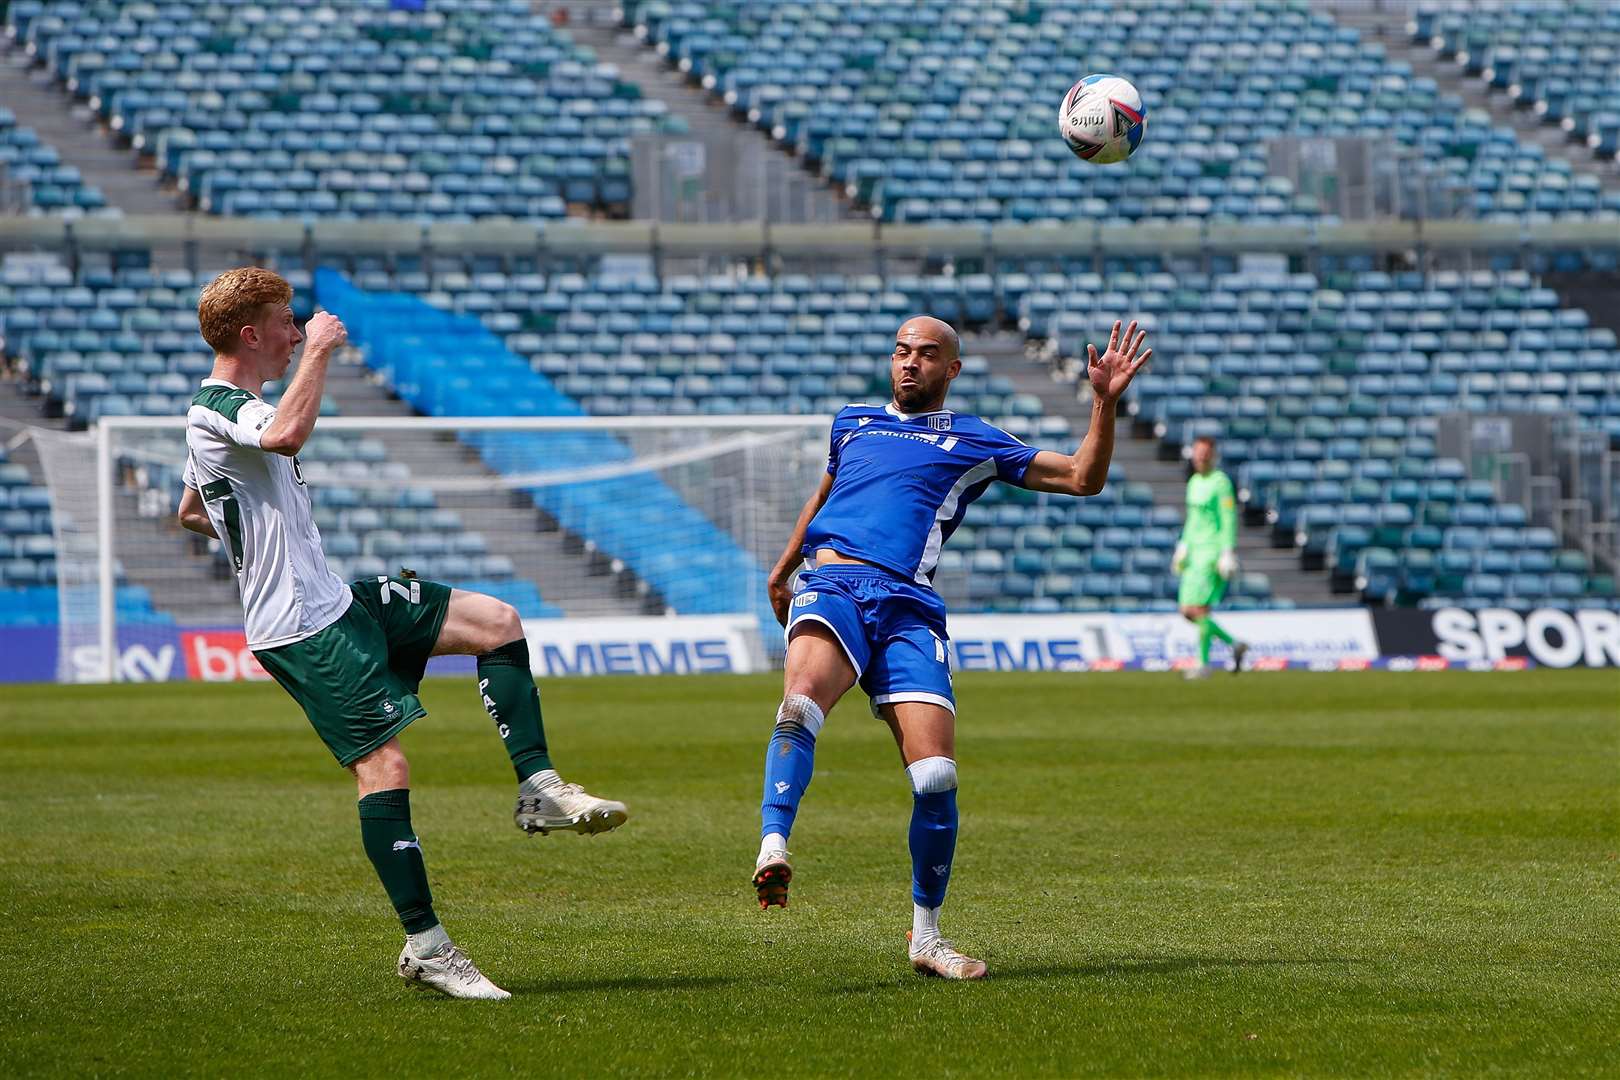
[255,575,452,767]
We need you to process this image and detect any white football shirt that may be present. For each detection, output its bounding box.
[183,378,351,649]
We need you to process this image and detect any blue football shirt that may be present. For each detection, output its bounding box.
[802,403,1041,584]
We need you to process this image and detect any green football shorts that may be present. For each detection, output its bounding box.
[255,575,453,767]
[1177,557,1228,609]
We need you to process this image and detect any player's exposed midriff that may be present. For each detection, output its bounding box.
[811,548,884,571]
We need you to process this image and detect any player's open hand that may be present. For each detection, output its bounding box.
[303,311,348,355]
[1086,319,1151,404]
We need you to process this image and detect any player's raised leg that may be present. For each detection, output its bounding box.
[755,620,858,908]
[432,589,627,836]
[353,739,509,999]
[879,700,985,979]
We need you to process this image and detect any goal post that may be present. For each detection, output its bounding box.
[51,414,837,683]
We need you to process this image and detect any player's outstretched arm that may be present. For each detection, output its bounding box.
[177,484,218,539]
[1022,319,1151,496]
[259,312,347,456]
[766,471,834,626]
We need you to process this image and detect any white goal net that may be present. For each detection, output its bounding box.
[48,415,836,682]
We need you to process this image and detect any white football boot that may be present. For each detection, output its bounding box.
[907,931,988,980]
[514,772,627,836]
[1182,664,1212,680]
[752,847,792,909]
[397,941,510,1000]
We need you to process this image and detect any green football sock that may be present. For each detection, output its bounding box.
[477,639,553,781]
[358,789,438,934]
[1198,616,1235,666]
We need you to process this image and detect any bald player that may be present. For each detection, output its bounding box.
[752,315,1151,979]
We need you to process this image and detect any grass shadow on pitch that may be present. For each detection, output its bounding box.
[824,954,1363,995]
[501,973,741,995]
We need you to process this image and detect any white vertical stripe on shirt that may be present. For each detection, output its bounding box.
[915,457,997,585]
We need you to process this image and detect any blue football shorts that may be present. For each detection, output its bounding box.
[785,565,955,716]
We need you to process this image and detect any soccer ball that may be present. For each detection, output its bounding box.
[1058,74,1147,165]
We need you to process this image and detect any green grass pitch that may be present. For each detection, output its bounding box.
[1,670,1614,1077]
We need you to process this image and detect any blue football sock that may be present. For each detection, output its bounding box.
[760,694,824,841]
[906,756,959,909]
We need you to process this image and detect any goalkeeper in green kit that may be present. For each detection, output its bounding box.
[1172,435,1249,678]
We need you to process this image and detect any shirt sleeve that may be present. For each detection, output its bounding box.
[986,424,1041,485]
[197,394,276,449]
[182,454,198,490]
[194,393,277,446]
[1216,473,1238,550]
[230,399,277,448]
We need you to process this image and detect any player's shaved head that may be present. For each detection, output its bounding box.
[897,316,960,361]
[890,315,962,413]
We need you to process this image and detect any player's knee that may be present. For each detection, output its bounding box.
[906,755,957,794]
[469,597,523,652]
[774,692,826,740]
[382,757,410,789]
[490,600,523,645]
[351,742,410,792]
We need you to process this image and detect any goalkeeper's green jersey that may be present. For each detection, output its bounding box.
[1181,469,1237,554]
